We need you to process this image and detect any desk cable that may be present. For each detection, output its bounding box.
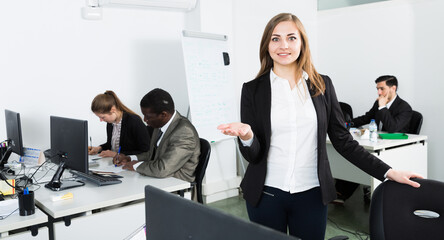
[0,208,19,220]
[327,217,369,240]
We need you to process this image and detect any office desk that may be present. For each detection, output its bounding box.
[34,158,190,239]
[328,134,427,191]
[0,207,49,239]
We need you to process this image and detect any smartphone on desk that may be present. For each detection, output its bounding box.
[89,155,102,161]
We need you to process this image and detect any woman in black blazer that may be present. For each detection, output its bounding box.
[89,90,150,157]
[218,13,422,240]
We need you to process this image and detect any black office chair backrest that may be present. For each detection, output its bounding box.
[193,138,211,204]
[408,110,423,134]
[339,102,353,123]
[370,178,444,240]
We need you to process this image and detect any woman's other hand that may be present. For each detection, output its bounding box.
[217,122,253,141]
[99,150,117,158]
[88,146,101,155]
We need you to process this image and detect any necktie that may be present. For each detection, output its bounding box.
[151,130,163,160]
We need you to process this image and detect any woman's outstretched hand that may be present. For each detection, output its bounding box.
[386,169,423,188]
[217,122,253,141]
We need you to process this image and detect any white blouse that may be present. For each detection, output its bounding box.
[264,70,320,193]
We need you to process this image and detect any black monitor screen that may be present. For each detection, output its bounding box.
[5,109,24,156]
[50,116,88,173]
[145,185,299,240]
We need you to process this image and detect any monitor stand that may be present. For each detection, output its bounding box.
[45,161,84,191]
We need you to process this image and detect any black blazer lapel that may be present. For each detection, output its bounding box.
[307,79,328,132]
[388,95,402,115]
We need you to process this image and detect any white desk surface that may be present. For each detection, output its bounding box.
[34,158,190,219]
[0,207,48,233]
[328,133,428,189]
[327,133,427,151]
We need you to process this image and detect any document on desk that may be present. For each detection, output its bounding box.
[0,199,19,218]
[89,164,124,173]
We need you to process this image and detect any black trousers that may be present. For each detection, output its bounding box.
[246,186,327,240]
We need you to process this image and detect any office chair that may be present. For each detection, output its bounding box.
[369,178,444,240]
[191,138,211,204]
[339,102,353,124]
[333,179,444,240]
[408,110,423,134]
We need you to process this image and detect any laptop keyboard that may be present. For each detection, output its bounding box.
[70,170,122,186]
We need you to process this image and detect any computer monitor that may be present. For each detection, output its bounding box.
[1,109,25,169]
[144,185,299,240]
[45,116,88,191]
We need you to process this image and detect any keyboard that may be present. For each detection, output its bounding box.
[70,170,122,186]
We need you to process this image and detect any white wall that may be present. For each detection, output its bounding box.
[0,1,192,153]
[317,0,444,181]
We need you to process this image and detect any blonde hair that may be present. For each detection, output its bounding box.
[91,90,138,116]
[257,13,325,96]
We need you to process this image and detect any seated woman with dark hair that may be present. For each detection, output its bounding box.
[89,90,150,157]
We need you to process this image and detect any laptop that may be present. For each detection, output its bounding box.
[144,185,299,240]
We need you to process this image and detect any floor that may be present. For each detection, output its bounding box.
[207,185,370,240]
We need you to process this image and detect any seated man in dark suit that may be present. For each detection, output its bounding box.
[115,88,200,182]
[335,75,413,204]
[351,75,412,133]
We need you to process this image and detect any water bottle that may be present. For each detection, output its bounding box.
[369,119,378,142]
